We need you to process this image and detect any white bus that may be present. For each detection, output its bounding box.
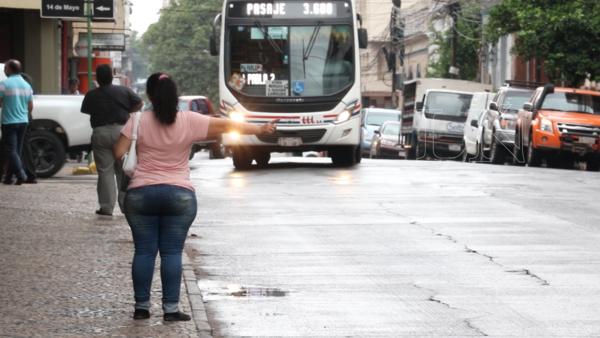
[210,0,368,169]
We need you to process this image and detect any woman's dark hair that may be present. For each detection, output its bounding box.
[146,72,179,125]
[96,64,113,86]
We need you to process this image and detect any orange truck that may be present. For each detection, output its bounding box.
[514,84,600,170]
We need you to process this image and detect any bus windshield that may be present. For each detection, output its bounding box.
[226,24,354,97]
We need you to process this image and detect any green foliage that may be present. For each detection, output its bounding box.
[426,3,481,81]
[128,31,150,84]
[484,0,600,87]
[140,0,221,103]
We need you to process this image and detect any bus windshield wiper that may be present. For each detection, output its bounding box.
[303,21,323,61]
[255,20,283,55]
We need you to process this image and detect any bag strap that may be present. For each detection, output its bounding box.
[131,112,141,141]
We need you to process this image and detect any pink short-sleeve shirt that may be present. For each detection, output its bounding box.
[121,110,210,191]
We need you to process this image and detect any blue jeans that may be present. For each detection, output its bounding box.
[1,123,28,182]
[124,185,197,307]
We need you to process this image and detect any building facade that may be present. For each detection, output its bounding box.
[357,0,434,109]
[0,0,61,93]
[0,0,131,94]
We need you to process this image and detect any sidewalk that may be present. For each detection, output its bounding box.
[0,163,212,337]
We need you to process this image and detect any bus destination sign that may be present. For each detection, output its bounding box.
[228,1,351,19]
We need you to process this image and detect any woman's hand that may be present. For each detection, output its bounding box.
[259,119,280,134]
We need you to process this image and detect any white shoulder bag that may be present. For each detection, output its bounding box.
[122,112,141,177]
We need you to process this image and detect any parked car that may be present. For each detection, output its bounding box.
[480,85,535,164]
[514,84,600,170]
[177,96,228,160]
[1,94,92,178]
[370,121,402,159]
[463,92,495,162]
[360,108,401,157]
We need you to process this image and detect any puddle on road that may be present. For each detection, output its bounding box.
[200,283,289,300]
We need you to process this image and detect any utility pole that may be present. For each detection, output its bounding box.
[391,0,401,107]
[450,1,460,79]
[86,0,93,90]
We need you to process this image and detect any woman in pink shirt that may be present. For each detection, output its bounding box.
[113,73,278,321]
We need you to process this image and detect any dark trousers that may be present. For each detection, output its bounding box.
[1,123,28,182]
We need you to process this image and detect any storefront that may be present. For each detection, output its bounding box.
[0,1,61,94]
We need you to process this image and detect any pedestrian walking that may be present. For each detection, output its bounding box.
[81,63,143,216]
[68,77,80,95]
[0,59,33,185]
[113,73,278,321]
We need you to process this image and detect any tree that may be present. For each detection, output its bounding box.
[426,1,482,81]
[140,0,221,102]
[484,0,600,87]
[128,31,150,85]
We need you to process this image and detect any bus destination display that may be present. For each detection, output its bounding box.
[228,1,351,19]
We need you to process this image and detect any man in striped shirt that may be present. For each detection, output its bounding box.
[0,59,33,185]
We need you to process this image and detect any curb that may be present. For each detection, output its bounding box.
[182,251,213,337]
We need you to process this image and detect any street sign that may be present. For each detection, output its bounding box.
[41,0,86,20]
[78,33,125,51]
[92,0,117,22]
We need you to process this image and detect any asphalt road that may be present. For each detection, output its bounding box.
[186,152,600,337]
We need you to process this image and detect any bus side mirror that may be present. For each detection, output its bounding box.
[210,14,221,56]
[416,102,423,110]
[210,35,219,56]
[471,119,478,127]
[358,28,368,49]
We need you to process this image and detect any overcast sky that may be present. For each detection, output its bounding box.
[130,0,164,34]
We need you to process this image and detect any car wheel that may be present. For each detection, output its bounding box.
[189,145,197,160]
[415,140,425,160]
[586,158,600,171]
[29,130,66,178]
[354,145,362,164]
[526,135,542,167]
[512,131,525,166]
[209,143,226,159]
[478,130,489,162]
[232,147,253,170]
[489,133,507,165]
[462,140,474,162]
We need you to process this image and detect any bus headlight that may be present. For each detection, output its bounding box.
[229,112,245,122]
[335,100,358,124]
[336,110,351,123]
[222,100,245,122]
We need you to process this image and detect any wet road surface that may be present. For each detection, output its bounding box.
[186,153,600,337]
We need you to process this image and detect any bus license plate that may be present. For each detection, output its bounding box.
[278,137,302,147]
[579,136,596,145]
[448,144,461,151]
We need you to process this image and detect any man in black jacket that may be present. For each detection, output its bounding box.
[81,64,143,216]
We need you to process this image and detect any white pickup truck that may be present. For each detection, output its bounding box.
[1,72,92,178]
[400,78,493,160]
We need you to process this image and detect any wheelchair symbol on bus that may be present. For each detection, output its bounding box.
[293,82,305,94]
